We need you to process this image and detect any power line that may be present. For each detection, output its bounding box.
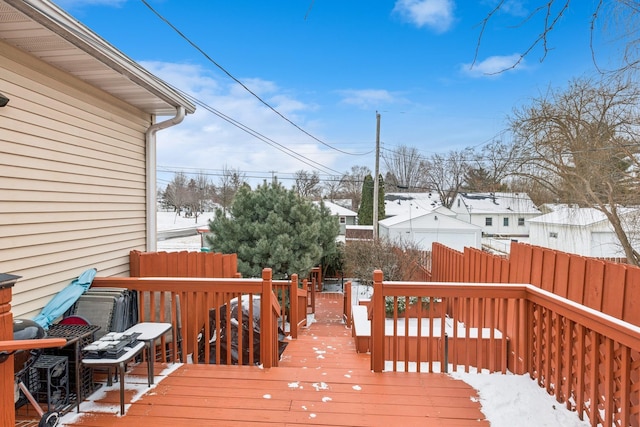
[139,0,370,156]
[173,89,345,175]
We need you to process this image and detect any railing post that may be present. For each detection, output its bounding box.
[261,268,273,368]
[444,333,449,374]
[371,270,385,372]
[1,276,17,427]
[290,274,298,339]
[344,281,352,328]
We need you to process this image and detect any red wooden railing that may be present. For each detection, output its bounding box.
[92,268,282,368]
[272,275,307,339]
[343,280,352,328]
[372,268,640,427]
[0,280,14,427]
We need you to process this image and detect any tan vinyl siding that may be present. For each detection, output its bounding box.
[1,40,152,318]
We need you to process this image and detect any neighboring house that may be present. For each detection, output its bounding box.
[381,192,472,251]
[0,0,196,318]
[527,207,640,258]
[450,192,540,237]
[379,211,482,252]
[317,200,357,241]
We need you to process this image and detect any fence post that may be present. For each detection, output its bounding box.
[261,268,273,368]
[371,270,385,372]
[290,273,298,339]
[344,281,352,328]
[0,275,17,427]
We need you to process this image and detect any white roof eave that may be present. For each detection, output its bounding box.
[2,0,195,115]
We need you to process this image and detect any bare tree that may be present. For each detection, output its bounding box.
[183,172,212,222]
[340,165,371,211]
[510,76,640,265]
[321,175,343,201]
[344,237,424,286]
[164,171,189,216]
[421,149,471,208]
[475,1,640,74]
[215,165,247,213]
[293,169,321,199]
[382,145,425,192]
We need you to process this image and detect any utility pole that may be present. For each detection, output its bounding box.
[373,112,380,240]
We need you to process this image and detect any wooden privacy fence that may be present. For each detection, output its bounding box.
[371,270,640,427]
[431,242,640,327]
[92,268,283,368]
[129,250,315,333]
[130,250,240,278]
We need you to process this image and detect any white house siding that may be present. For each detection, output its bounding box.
[450,193,539,237]
[528,223,592,255]
[382,228,480,252]
[1,40,150,317]
[379,213,482,252]
[527,208,628,258]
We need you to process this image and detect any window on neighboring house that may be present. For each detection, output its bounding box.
[549,232,558,238]
[485,217,493,226]
[518,217,525,226]
[503,217,509,227]
[339,216,346,224]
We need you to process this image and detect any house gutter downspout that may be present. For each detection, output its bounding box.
[145,106,186,251]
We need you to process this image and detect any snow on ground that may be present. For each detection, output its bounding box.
[58,363,182,425]
[156,211,214,252]
[157,210,215,231]
[451,370,590,427]
[154,215,590,426]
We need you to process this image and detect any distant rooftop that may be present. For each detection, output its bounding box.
[384,192,442,217]
[456,192,540,214]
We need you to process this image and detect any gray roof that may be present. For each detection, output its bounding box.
[0,0,196,115]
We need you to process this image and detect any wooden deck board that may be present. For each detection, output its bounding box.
[18,292,487,426]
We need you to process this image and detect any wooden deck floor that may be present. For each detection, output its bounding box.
[18,292,488,426]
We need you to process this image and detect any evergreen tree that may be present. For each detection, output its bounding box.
[357,173,385,225]
[316,200,342,278]
[205,181,339,279]
[357,174,374,225]
[377,173,386,220]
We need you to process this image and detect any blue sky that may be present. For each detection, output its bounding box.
[56,0,620,188]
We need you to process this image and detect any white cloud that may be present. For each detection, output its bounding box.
[460,54,526,77]
[393,0,455,33]
[483,0,528,18]
[337,89,404,109]
[139,61,341,186]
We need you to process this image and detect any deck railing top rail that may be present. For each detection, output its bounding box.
[372,269,640,427]
[378,279,640,350]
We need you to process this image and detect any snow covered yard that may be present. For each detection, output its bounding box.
[156,210,214,251]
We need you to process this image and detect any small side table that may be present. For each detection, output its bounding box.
[81,341,145,415]
[124,322,172,386]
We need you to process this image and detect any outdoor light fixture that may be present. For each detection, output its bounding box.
[0,93,9,107]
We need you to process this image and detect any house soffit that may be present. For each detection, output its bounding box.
[0,0,195,116]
